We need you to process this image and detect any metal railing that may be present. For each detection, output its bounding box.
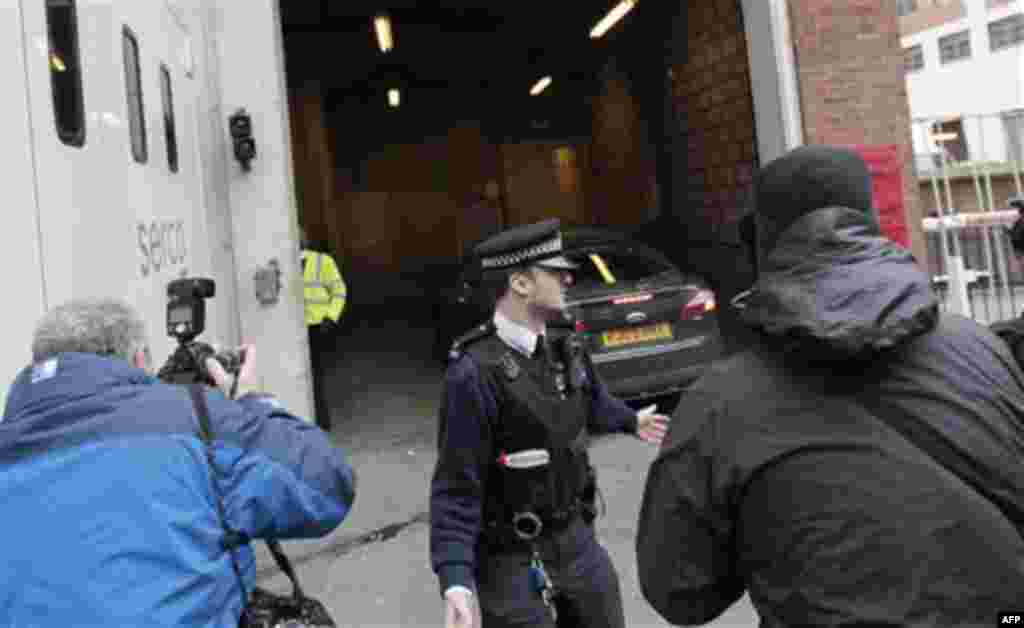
[922,210,1023,324]
[914,111,1024,324]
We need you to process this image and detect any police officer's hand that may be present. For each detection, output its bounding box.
[636,412,670,446]
[206,344,258,399]
[444,588,479,628]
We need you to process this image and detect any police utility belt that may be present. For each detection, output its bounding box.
[482,448,598,548]
[484,496,594,548]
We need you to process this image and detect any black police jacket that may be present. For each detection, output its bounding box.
[430,323,637,596]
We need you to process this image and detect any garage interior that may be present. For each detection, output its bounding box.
[278,1,761,442]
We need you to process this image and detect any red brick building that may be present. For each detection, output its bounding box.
[679,0,922,253]
[649,0,922,342]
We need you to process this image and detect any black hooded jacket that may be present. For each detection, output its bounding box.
[637,207,1024,626]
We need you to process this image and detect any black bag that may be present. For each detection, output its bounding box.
[188,385,336,628]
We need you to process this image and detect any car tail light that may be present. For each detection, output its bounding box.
[613,293,653,305]
[681,290,716,320]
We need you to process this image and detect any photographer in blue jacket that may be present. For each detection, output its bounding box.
[0,298,356,627]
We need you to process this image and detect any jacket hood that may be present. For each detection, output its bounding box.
[3,352,156,422]
[737,206,939,361]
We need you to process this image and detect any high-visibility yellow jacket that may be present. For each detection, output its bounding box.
[302,249,347,325]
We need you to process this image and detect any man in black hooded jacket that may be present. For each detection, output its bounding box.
[636,145,1024,626]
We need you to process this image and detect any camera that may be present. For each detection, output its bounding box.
[157,277,243,387]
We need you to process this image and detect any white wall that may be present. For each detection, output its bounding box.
[167,0,242,355]
[203,0,314,420]
[13,0,232,371]
[0,2,47,410]
[0,0,310,418]
[741,0,804,163]
[903,0,1024,161]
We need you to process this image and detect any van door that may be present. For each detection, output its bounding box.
[19,1,232,368]
[0,3,47,410]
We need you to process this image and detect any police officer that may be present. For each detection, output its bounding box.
[430,219,669,628]
[300,225,348,431]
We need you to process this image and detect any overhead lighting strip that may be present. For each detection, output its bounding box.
[590,0,637,39]
[530,76,552,95]
[374,14,394,53]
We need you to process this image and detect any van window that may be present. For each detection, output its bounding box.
[46,0,86,147]
[159,64,178,173]
[122,27,147,163]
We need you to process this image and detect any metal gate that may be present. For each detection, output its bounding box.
[915,112,1024,324]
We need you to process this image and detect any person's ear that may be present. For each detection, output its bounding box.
[509,271,532,297]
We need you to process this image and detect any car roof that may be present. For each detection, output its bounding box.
[562,225,632,247]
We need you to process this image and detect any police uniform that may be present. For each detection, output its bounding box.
[429,220,638,628]
[302,247,347,431]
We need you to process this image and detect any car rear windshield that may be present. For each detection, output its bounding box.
[569,247,675,286]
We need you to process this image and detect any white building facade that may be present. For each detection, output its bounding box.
[902,0,1024,171]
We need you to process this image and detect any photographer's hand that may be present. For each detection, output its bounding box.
[205,344,258,399]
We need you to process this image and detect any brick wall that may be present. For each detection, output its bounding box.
[587,61,660,227]
[919,175,1022,215]
[788,0,927,262]
[653,0,760,352]
[502,141,588,228]
[288,91,336,251]
[899,0,965,37]
[678,0,759,236]
[917,174,1024,277]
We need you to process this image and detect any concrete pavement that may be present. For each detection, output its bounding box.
[254,430,759,627]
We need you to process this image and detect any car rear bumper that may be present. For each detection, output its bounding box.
[599,362,709,400]
[591,335,723,400]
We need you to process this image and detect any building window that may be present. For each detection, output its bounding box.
[932,118,970,163]
[122,27,147,164]
[897,0,918,17]
[938,30,972,64]
[904,44,925,73]
[1003,109,1024,163]
[990,13,1024,51]
[159,64,178,173]
[46,0,86,147]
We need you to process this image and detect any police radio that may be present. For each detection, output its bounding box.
[157,277,243,387]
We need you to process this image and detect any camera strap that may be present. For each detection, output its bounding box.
[187,385,309,604]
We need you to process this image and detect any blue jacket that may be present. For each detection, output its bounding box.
[0,353,356,627]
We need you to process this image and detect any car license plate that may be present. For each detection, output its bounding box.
[602,322,673,348]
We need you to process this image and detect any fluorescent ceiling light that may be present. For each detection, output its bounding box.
[374,14,394,53]
[530,76,552,96]
[590,0,637,39]
[388,88,401,108]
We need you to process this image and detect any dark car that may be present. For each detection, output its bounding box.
[432,226,724,400]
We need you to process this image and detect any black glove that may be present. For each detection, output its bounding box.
[319,318,337,333]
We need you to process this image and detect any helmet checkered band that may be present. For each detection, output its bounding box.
[481,235,563,269]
